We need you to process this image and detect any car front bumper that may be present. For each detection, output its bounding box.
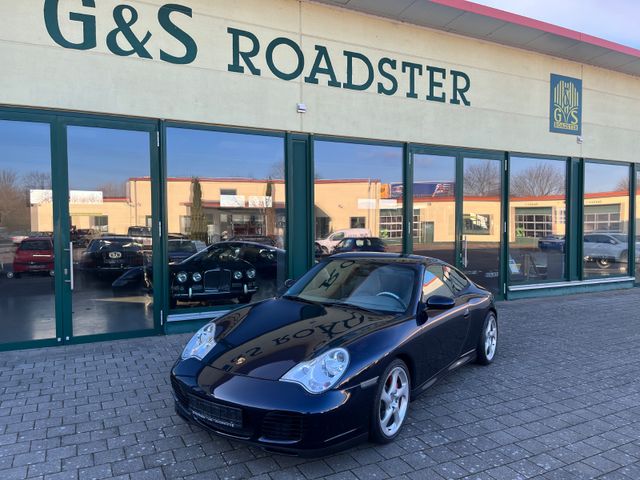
[170,364,372,456]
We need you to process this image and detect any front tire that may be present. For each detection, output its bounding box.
[476,312,498,365]
[370,359,410,444]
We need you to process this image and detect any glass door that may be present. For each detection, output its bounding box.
[0,119,60,347]
[460,156,503,294]
[61,123,159,341]
[409,148,504,296]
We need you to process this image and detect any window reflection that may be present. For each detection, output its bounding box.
[462,157,502,294]
[314,141,403,257]
[509,157,567,284]
[166,128,286,310]
[583,162,630,278]
[0,120,56,343]
[413,154,456,265]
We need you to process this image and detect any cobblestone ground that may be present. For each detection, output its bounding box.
[1,289,640,480]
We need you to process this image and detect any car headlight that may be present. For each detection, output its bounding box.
[192,272,202,282]
[233,270,243,280]
[181,322,217,360]
[176,271,188,283]
[280,348,350,394]
[246,269,256,279]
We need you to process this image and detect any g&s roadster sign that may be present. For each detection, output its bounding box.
[43,0,473,107]
[549,73,582,135]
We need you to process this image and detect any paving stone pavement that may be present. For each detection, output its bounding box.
[1,289,640,480]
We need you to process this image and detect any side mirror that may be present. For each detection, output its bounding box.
[426,295,456,310]
[283,278,295,289]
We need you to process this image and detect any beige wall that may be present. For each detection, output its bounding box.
[0,0,638,161]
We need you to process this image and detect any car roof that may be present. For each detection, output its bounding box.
[328,252,443,265]
[22,237,52,242]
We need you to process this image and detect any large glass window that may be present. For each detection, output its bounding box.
[413,154,456,265]
[583,162,630,278]
[509,157,567,284]
[314,141,403,256]
[0,120,56,344]
[166,128,286,311]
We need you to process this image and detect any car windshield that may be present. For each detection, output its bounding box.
[168,241,197,254]
[184,244,239,264]
[287,259,416,313]
[89,239,141,251]
[611,234,628,243]
[20,240,51,251]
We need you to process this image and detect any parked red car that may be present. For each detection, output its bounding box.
[11,237,54,278]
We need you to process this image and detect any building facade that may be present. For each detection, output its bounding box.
[0,0,639,350]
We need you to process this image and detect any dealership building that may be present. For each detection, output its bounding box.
[0,0,639,350]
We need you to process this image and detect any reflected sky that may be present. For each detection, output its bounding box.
[167,128,284,179]
[584,162,629,194]
[414,154,456,182]
[0,120,51,178]
[67,126,150,190]
[315,141,402,181]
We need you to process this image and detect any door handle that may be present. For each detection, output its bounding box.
[65,242,74,291]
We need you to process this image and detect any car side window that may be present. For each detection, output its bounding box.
[443,266,469,294]
[332,232,344,241]
[422,266,455,301]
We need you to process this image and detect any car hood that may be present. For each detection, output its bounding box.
[194,298,398,381]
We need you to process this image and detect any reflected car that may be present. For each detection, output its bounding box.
[79,237,146,277]
[333,237,387,254]
[128,226,153,249]
[168,239,207,263]
[171,253,498,456]
[583,233,639,269]
[217,241,284,280]
[10,237,54,278]
[538,235,565,252]
[169,243,260,308]
[72,228,100,248]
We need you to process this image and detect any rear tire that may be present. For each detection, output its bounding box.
[476,312,498,365]
[370,359,410,444]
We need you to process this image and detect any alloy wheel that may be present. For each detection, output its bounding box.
[485,315,498,361]
[379,366,409,437]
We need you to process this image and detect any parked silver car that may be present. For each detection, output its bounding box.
[583,233,639,269]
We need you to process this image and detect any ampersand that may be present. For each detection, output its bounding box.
[106,5,152,58]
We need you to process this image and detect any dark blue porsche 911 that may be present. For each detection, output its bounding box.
[171,253,498,456]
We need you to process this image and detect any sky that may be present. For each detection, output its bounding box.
[470,0,640,49]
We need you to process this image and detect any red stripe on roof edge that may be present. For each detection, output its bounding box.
[431,0,640,59]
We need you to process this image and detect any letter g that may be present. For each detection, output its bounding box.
[44,0,97,50]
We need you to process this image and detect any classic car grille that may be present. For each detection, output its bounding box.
[261,412,304,442]
[204,269,231,291]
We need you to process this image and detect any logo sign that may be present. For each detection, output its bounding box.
[109,252,123,259]
[550,74,582,135]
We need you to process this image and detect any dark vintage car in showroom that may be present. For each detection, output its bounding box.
[171,253,498,456]
[78,237,146,279]
[168,242,269,308]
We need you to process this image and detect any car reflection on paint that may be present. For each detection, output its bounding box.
[171,253,498,456]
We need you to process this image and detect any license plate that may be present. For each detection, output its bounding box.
[189,395,243,429]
